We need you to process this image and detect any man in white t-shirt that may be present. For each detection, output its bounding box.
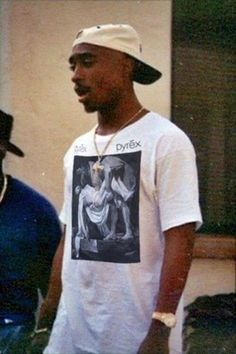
[34,24,202,354]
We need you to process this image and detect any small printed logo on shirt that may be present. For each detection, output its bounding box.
[75,144,87,153]
[116,140,141,153]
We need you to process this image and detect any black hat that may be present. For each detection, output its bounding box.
[0,110,24,157]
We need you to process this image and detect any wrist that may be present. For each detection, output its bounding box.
[152,311,177,328]
[148,319,171,340]
[30,327,49,339]
[37,299,58,329]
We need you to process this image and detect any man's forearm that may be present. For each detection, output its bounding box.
[37,228,65,329]
[138,223,196,353]
[155,222,195,314]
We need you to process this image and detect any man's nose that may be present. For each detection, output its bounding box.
[71,65,85,83]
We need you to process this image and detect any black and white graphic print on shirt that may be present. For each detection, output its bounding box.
[71,152,141,263]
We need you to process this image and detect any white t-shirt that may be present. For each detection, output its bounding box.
[45,112,202,354]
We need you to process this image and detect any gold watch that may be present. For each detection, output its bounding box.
[152,311,177,328]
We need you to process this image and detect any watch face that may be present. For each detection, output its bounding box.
[164,314,176,328]
[152,312,177,328]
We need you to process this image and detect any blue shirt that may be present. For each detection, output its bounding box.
[0,175,61,320]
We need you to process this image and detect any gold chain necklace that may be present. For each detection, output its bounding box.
[93,107,144,172]
[0,175,8,204]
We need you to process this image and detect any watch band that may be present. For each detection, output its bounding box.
[152,311,177,328]
[30,327,49,339]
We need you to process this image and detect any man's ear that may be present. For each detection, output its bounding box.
[124,55,137,81]
[0,143,7,160]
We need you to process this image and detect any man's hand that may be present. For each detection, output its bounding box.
[25,298,55,353]
[26,330,50,354]
[138,320,170,354]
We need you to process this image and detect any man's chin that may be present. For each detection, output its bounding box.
[85,107,97,113]
[81,101,97,113]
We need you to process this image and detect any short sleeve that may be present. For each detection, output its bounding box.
[156,134,202,231]
[59,146,73,225]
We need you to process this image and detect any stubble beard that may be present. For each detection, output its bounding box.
[81,85,124,115]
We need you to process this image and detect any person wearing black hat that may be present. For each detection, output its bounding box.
[0,110,62,353]
[39,24,202,354]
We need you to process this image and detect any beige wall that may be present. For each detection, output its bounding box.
[0,0,171,210]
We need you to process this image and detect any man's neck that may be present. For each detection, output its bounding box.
[96,98,144,135]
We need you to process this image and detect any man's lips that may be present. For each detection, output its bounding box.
[74,86,90,101]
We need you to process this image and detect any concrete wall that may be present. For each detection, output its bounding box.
[0,0,171,210]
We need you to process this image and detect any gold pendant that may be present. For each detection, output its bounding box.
[93,160,104,172]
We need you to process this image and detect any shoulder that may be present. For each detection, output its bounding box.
[145,112,195,157]
[10,177,59,217]
[145,112,188,136]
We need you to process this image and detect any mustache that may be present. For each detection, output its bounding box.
[74,84,90,96]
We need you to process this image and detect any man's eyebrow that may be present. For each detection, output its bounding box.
[68,52,95,64]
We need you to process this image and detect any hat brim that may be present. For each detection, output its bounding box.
[133,59,162,85]
[7,142,24,157]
